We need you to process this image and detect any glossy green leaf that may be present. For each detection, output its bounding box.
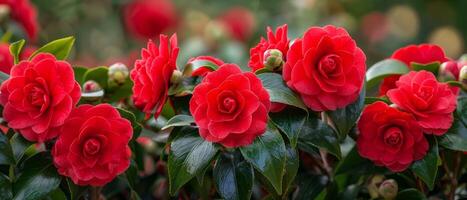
[294,174,327,200]
[9,39,25,64]
[83,66,109,89]
[258,73,307,111]
[117,108,142,139]
[30,36,75,60]
[298,115,342,159]
[410,138,439,190]
[162,114,195,130]
[45,188,67,200]
[73,66,88,85]
[0,173,12,200]
[183,59,219,76]
[411,62,440,74]
[0,132,15,165]
[327,84,366,140]
[439,97,467,151]
[366,59,409,89]
[240,123,287,194]
[364,96,390,104]
[269,108,307,148]
[282,146,299,195]
[10,133,33,163]
[334,146,385,175]
[168,129,219,195]
[12,153,61,200]
[67,178,87,200]
[106,77,133,102]
[396,188,426,200]
[213,152,254,200]
[255,67,272,74]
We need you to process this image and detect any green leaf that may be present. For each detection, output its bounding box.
[183,60,219,76]
[168,129,219,195]
[73,66,88,85]
[12,153,61,200]
[213,152,254,200]
[255,67,273,74]
[10,133,33,163]
[411,62,440,74]
[282,145,299,195]
[294,174,327,200]
[9,39,25,64]
[456,96,467,126]
[0,173,12,200]
[121,161,141,200]
[366,59,409,89]
[117,108,142,139]
[334,146,385,175]
[67,179,87,200]
[106,77,133,102]
[410,138,439,190]
[30,36,75,60]
[364,96,390,104]
[83,66,109,89]
[162,114,195,130]
[298,115,341,159]
[327,83,366,140]
[258,73,307,111]
[240,122,287,194]
[45,188,67,200]
[269,108,307,148]
[439,97,467,151]
[0,71,9,84]
[396,188,426,200]
[0,132,15,165]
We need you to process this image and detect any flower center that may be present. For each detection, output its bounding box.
[417,86,434,100]
[220,97,237,113]
[383,127,403,146]
[318,54,340,76]
[83,138,101,156]
[28,85,46,107]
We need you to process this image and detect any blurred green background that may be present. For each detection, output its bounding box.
[31,0,466,68]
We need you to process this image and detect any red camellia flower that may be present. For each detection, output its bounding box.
[387,70,457,135]
[218,7,256,42]
[124,0,177,39]
[0,0,39,41]
[357,101,428,172]
[283,25,366,111]
[379,44,450,96]
[52,104,132,186]
[188,56,224,77]
[131,34,179,119]
[0,43,14,74]
[248,24,289,72]
[0,53,81,142]
[189,64,270,147]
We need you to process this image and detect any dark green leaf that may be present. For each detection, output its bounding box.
[411,62,440,75]
[9,39,25,64]
[0,132,14,165]
[410,138,439,190]
[439,97,467,151]
[446,81,462,88]
[73,66,88,85]
[162,114,195,130]
[293,174,327,200]
[396,188,426,200]
[327,83,366,140]
[106,78,133,102]
[366,59,409,89]
[45,188,67,200]
[0,173,12,200]
[334,146,385,175]
[83,66,109,89]
[0,71,9,84]
[10,133,33,163]
[255,67,272,74]
[282,146,299,195]
[240,122,287,194]
[213,152,254,200]
[298,115,341,159]
[258,73,307,111]
[457,96,467,126]
[269,108,307,148]
[168,129,219,195]
[67,178,87,200]
[364,96,390,105]
[30,36,75,60]
[183,60,219,76]
[13,153,61,200]
[116,108,142,139]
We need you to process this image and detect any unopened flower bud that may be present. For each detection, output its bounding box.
[367,175,384,199]
[438,61,458,82]
[83,80,101,93]
[82,80,104,101]
[460,65,467,90]
[263,49,284,71]
[108,63,129,85]
[170,70,183,84]
[378,179,398,200]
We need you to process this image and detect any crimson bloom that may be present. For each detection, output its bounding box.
[190,64,270,147]
[0,43,14,74]
[248,24,289,72]
[52,104,132,186]
[124,0,177,39]
[218,7,255,42]
[130,34,179,119]
[387,70,457,135]
[379,44,450,96]
[357,101,428,172]
[283,25,366,111]
[0,53,81,142]
[0,0,39,41]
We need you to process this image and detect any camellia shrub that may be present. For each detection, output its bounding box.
[0,24,466,200]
